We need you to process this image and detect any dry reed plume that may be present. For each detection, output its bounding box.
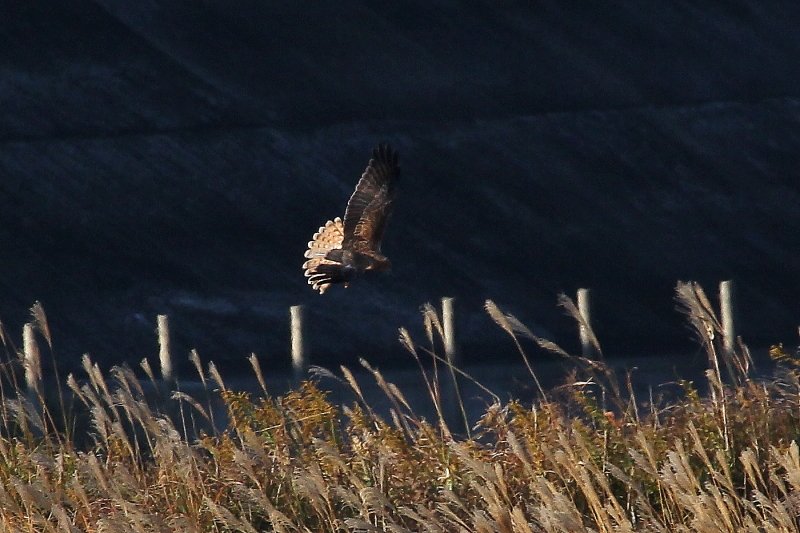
[0,282,797,531]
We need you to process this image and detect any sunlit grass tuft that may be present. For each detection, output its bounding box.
[0,284,798,531]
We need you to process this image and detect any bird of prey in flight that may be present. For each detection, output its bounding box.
[303,144,400,294]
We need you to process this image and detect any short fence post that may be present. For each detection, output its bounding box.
[441,297,468,436]
[157,315,174,384]
[20,323,41,437]
[290,305,307,380]
[442,297,458,367]
[22,323,42,396]
[577,288,594,358]
[719,280,736,357]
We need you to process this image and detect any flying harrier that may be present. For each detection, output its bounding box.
[303,144,400,294]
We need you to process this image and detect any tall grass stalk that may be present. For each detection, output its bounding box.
[0,286,797,531]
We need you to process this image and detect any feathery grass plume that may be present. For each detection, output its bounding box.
[398,326,442,424]
[293,460,339,527]
[421,302,444,347]
[29,302,67,442]
[188,348,218,435]
[675,281,725,366]
[11,476,54,522]
[676,280,736,412]
[557,292,603,359]
[205,495,262,532]
[675,281,735,450]
[51,503,81,533]
[189,349,206,387]
[4,396,43,437]
[172,377,192,444]
[65,373,85,404]
[675,280,751,389]
[484,299,514,337]
[111,364,145,398]
[108,377,148,464]
[85,360,128,447]
[484,300,547,402]
[733,337,754,378]
[401,326,503,417]
[140,357,158,391]
[339,365,367,408]
[170,391,211,425]
[358,358,414,437]
[0,295,800,531]
[21,323,42,396]
[208,361,226,392]
[0,320,7,349]
[20,322,66,445]
[675,280,717,334]
[419,303,445,417]
[555,293,625,408]
[248,353,268,395]
[29,301,52,350]
[308,364,343,384]
[397,327,417,358]
[88,360,111,401]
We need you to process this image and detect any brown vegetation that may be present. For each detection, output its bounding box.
[0,283,798,531]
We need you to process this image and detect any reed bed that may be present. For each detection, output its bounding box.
[0,282,798,532]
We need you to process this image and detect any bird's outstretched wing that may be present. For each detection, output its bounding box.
[342,144,400,255]
[303,144,400,294]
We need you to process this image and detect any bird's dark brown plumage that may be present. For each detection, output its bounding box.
[303,144,400,293]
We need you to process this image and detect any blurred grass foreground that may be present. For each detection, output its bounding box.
[0,282,799,531]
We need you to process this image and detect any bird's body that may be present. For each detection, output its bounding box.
[303,144,400,293]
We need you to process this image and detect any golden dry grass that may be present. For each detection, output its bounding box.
[0,282,798,531]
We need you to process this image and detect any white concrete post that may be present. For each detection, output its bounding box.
[442,297,458,367]
[290,305,307,380]
[719,280,736,357]
[577,288,594,358]
[22,323,41,395]
[157,314,173,383]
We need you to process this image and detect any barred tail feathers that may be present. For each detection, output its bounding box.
[303,217,345,294]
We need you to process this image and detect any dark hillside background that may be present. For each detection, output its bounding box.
[1,2,800,374]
